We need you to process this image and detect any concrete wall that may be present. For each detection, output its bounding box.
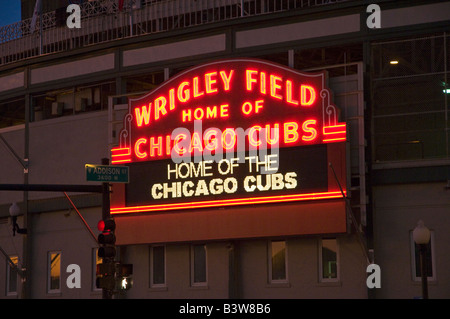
[239,237,367,299]
[373,182,450,298]
[120,236,368,299]
[0,110,109,204]
[0,111,108,298]
[29,207,101,298]
[123,242,230,299]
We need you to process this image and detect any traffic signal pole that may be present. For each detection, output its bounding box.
[101,158,111,221]
[101,158,113,299]
[1,158,126,299]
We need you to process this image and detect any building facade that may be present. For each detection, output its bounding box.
[0,0,449,299]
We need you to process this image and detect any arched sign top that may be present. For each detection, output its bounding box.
[112,58,346,164]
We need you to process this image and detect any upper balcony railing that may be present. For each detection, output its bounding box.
[0,0,352,67]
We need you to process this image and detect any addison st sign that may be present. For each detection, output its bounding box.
[110,59,348,243]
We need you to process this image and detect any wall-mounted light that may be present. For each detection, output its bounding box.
[389,60,399,65]
[9,202,27,236]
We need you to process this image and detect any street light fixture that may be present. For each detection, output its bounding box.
[9,202,27,236]
[412,220,431,299]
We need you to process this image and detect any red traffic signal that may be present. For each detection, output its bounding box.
[97,218,116,232]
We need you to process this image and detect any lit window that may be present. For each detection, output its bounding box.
[411,231,436,282]
[6,255,19,295]
[48,251,61,293]
[150,245,166,287]
[191,244,207,286]
[319,238,339,282]
[269,240,287,283]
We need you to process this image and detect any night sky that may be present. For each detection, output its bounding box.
[0,1,22,27]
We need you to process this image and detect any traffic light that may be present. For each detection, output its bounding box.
[95,262,134,291]
[116,263,133,290]
[96,262,116,290]
[97,218,116,258]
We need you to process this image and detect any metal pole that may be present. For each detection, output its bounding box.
[0,184,103,193]
[420,244,429,299]
[22,94,30,299]
[329,162,371,265]
[39,0,43,55]
[64,192,99,245]
[101,157,113,299]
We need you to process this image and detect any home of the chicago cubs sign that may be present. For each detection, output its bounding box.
[110,58,347,215]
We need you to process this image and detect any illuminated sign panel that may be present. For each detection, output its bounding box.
[111,59,346,215]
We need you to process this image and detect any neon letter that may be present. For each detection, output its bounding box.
[169,88,176,110]
[204,128,219,151]
[173,134,187,155]
[222,128,236,150]
[248,125,262,147]
[182,109,191,122]
[205,72,218,94]
[220,70,234,91]
[255,100,264,113]
[189,132,204,153]
[284,122,299,144]
[246,70,258,91]
[154,96,167,120]
[194,107,204,120]
[266,123,279,145]
[300,85,316,106]
[134,104,151,127]
[134,138,148,159]
[220,104,229,118]
[302,119,318,141]
[177,82,190,102]
[150,136,163,157]
[270,75,283,100]
[260,72,267,94]
[286,80,299,105]
[206,106,217,119]
[193,76,204,98]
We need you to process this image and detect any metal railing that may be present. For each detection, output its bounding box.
[0,0,351,66]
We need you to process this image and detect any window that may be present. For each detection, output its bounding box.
[92,248,102,291]
[32,81,115,121]
[6,256,19,295]
[0,97,25,129]
[150,245,166,287]
[125,71,165,93]
[371,34,450,161]
[191,244,207,286]
[411,231,436,282]
[319,238,339,282]
[48,251,61,293]
[269,240,287,283]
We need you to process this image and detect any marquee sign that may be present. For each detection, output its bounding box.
[110,58,347,215]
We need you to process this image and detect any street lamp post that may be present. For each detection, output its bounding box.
[412,220,431,299]
[9,202,27,236]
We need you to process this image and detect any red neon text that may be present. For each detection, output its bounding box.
[134,69,235,127]
[245,69,317,106]
[131,119,318,161]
